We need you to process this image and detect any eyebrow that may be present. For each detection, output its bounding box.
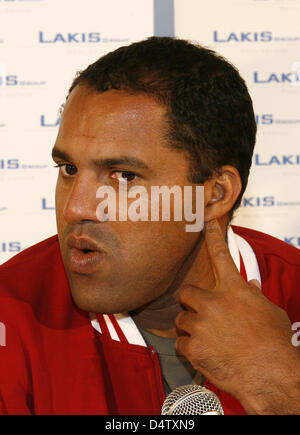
[52,148,70,161]
[52,148,151,172]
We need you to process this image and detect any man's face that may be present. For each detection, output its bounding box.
[54,85,202,314]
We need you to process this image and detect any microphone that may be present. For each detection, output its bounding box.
[161,384,224,415]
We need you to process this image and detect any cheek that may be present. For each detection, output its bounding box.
[117,222,200,305]
[55,182,66,229]
[116,220,199,275]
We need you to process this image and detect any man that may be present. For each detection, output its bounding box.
[0,37,299,415]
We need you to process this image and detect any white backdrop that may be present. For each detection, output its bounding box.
[175,0,300,246]
[0,0,299,263]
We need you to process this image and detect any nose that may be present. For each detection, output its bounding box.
[62,175,100,225]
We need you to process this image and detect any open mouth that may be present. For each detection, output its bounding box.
[66,236,103,273]
[69,247,102,274]
[82,248,94,254]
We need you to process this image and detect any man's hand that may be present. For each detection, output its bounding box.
[175,219,300,414]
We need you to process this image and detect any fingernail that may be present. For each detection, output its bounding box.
[249,279,261,289]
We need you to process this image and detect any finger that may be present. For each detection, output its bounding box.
[248,279,262,295]
[178,284,211,312]
[175,335,190,357]
[175,310,198,335]
[204,219,241,284]
[248,279,261,289]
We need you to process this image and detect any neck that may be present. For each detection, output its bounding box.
[131,233,216,338]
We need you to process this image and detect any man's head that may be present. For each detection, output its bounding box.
[69,36,256,217]
[53,37,256,315]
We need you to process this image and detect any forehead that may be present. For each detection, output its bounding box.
[59,86,167,148]
[55,86,190,181]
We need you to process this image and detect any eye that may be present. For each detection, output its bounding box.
[54,163,77,177]
[110,170,137,183]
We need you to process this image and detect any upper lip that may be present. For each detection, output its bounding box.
[67,235,102,252]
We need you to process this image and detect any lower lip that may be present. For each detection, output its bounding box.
[69,248,103,274]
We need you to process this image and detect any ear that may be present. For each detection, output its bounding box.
[203,165,242,222]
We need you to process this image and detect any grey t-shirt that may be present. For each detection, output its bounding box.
[139,327,205,395]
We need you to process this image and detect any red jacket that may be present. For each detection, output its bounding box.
[0,226,299,415]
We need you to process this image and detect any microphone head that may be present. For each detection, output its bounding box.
[161,384,224,415]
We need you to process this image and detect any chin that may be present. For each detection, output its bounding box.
[69,287,132,315]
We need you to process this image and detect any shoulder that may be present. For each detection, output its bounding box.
[0,235,70,322]
[0,235,60,271]
[0,235,66,291]
[0,234,66,298]
[0,235,88,331]
[232,225,300,267]
[232,225,300,321]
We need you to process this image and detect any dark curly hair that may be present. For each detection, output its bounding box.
[68,36,257,219]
